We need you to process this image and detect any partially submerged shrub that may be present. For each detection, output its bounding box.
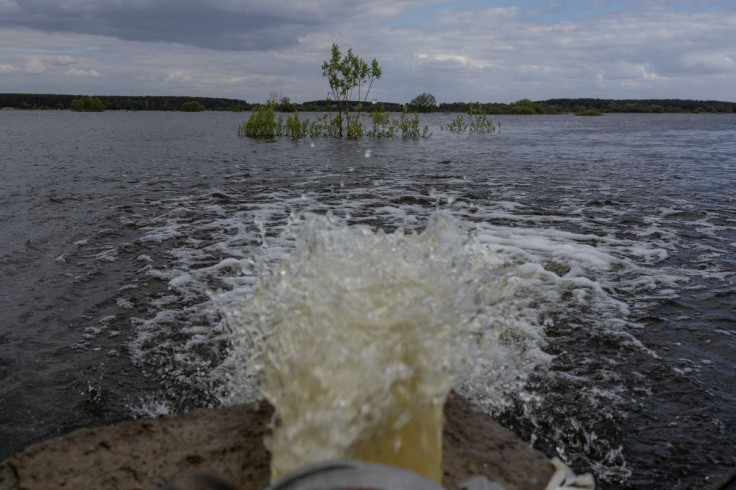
[346,113,364,139]
[398,109,431,138]
[469,113,495,133]
[367,107,396,138]
[442,104,496,134]
[239,102,277,138]
[285,111,309,139]
[239,106,430,140]
[239,43,432,141]
[442,115,468,132]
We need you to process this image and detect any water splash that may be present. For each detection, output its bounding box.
[217,212,548,481]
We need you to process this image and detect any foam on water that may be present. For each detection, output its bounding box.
[33,117,726,487]
[3,112,733,486]
[216,212,549,481]
[115,184,690,483]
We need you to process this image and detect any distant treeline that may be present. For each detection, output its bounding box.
[1,93,734,114]
[297,100,405,112]
[0,93,248,111]
[438,98,735,114]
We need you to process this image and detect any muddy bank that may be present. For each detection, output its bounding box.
[0,393,554,489]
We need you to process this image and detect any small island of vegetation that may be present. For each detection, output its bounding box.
[239,44,433,140]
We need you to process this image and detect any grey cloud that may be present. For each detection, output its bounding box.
[0,0,324,50]
[1,1,734,102]
[1,0,434,51]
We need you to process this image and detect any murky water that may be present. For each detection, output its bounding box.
[0,110,734,488]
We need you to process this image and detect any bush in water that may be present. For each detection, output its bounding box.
[442,104,496,134]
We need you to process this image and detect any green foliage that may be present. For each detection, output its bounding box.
[70,97,105,112]
[442,104,495,134]
[363,107,429,139]
[509,99,545,114]
[440,99,546,115]
[468,105,495,132]
[71,95,246,111]
[181,101,205,112]
[398,109,430,138]
[284,111,309,139]
[467,102,483,115]
[238,104,431,140]
[239,102,277,138]
[469,113,496,132]
[6,94,736,114]
[307,114,332,137]
[321,43,382,137]
[442,115,468,132]
[574,109,602,116]
[367,106,396,138]
[345,114,364,139]
[408,93,437,112]
[276,96,296,113]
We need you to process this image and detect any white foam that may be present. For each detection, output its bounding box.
[115,298,133,309]
[117,167,728,486]
[127,394,174,419]
[94,248,118,262]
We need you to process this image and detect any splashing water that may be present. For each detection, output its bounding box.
[217,212,548,482]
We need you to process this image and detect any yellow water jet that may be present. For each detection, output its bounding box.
[220,213,542,484]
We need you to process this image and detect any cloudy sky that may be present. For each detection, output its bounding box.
[1,0,734,103]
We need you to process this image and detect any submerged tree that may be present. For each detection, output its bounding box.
[321,43,382,138]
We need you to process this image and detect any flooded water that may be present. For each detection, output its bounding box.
[0,110,734,488]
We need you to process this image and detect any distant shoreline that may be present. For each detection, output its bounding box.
[1,93,734,114]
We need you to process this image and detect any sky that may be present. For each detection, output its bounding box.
[0,0,734,103]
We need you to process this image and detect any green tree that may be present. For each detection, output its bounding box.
[181,101,205,112]
[408,93,437,112]
[70,96,105,112]
[321,43,382,138]
[509,99,544,114]
[276,96,296,112]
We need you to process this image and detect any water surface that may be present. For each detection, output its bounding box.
[0,110,734,488]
